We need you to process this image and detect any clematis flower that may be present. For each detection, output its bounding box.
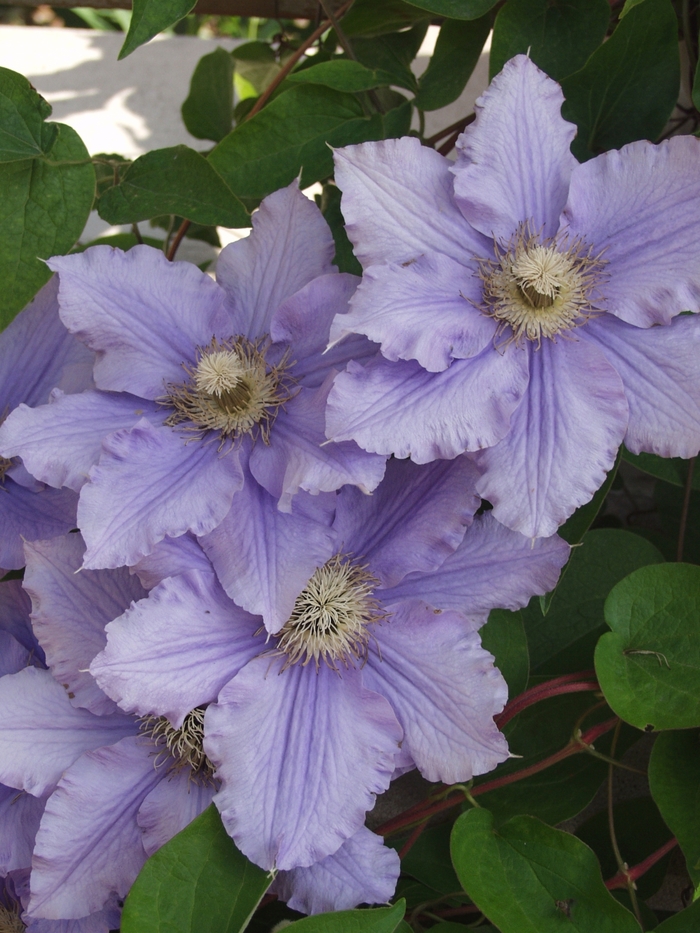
[0,535,219,923]
[0,278,93,570]
[326,55,700,537]
[90,456,568,873]
[0,184,385,570]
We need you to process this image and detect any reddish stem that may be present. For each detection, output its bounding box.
[398,821,427,859]
[376,717,618,837]
[606,837,679,890]
[166,219,191,262]
[496,677,599,729]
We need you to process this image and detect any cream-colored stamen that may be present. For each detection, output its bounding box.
[475,223,606,345]
[139,706,215,785]
[276,554,387,670]
[163,336,295,445]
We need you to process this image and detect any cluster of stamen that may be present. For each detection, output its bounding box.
[475,222,606,346]
[138,706,215,785]
[163,336,295,445]
[275,554,387,670]
[0,904,24,933]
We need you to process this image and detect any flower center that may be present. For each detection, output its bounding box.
[475,223,606,345]
[0,905,24,933]
[139,706,215,785]
[163,336,295,445]
[276,554,387,670]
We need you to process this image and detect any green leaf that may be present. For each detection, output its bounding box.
[398,823,462,894]
[232,42,281,96]
[524,528,664,675]
[415,16,491,111]
[474,693,640,826]
[98,145,249,227]
[622,447,700,490]
[558,451,621,548]
[404,0,498,18]
[283,900,406,932]
[596,563,700,730]
[0,66,57,161]
[451,809,641,932]
[119,0,196,59]
[354,25,428,91]
[181,48,233,143]
[318,183,362,275]
[480,608,529,697]
[575,797,673,898]
[340,0,430,37]
[490,0,609,82]
[649,730,700,886]
[0,122,94,326]
[120,805,271,933]
[210,85,399,199]
[655,899,700,932]
[561,0,679,160]
[288,60,396,92]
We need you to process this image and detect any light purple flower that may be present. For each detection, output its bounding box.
[0,278,93,570]
[90,456,568,873]
[0,184,386,570]
[0,536,218,922]
[326,55,700,538]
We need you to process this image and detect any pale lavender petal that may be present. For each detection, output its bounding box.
[48,246,231,398]
[328,254,496,372]
[249,379,387,511]
[270,272,361,385]
[365,601,508,782]
[137,769,216,857]
[205,658,402,870]
[27,736,160,919]
[24,896,121,933]
[0,390,162,492]
[200,473,335,633]
[0,668,135,797]
[334,456,480,588]
[217,183,335,338]
[23,534,146,716]
[474,338,627,537]
[0,277,93,412]
[91,571,263,727]
[78,421,244,569]
[453,55,576,240]
[273,827,399,914]
[0,631,30,677]
[0,785,44,874]
[0,481,78,571]
[333,138,488,267]
[384,512,569,618]
[130,533,213,590]
[562,137,700,326]
[326,346,528,463]
[583,313,700,458]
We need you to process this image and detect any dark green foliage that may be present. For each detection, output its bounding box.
[120,806,271,933]
[490,0,610,81]
[98,145,249,227]
[451,809,641,931]
[120,0,197,59]
[561,0,679,159]
[596,563,700,730]
[181,48,234,142]
[415,16,491,111]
